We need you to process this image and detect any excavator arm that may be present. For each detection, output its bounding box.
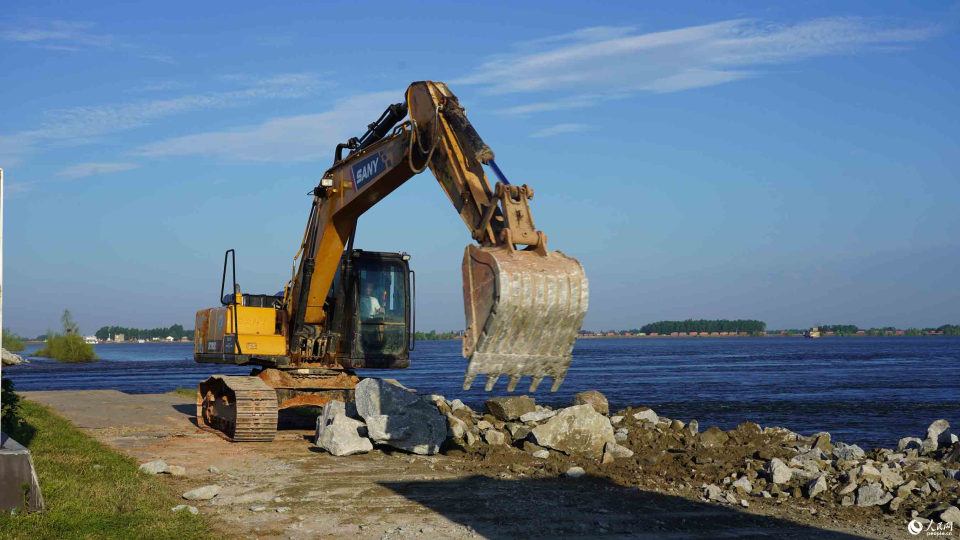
[287,81,589,392]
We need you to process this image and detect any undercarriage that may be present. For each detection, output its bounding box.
[196,367,359,442]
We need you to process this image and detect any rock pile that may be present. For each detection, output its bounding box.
[623,412,960,528]
[311,378,960,528]
[314,382,638,467]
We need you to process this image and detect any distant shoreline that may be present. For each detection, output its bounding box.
[23,334,953,345]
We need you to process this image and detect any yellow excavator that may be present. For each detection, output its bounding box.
[193,81,589,441]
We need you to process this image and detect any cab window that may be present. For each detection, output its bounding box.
[356,259,406,356]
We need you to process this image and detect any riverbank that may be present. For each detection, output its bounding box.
[0,399,213,539]
[18,389,959,538]
[7,338,960,451]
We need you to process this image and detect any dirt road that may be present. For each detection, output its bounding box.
[23,390,916,539]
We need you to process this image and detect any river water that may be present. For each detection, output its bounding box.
[6,337,958,450]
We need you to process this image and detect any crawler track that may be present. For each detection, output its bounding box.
[197,375,278,442]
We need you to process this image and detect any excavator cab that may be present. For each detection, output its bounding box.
[328,249,413,369]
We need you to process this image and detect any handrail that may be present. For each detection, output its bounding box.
[220,249,242,355]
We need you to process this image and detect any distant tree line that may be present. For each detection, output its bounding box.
[934,324,960,336]
[414,330,460,340]
[798,324,960,337]
[639,319,766,335]
[94,324,195,341]
[817,324,859,335]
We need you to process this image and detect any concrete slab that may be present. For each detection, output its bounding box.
[0,432,44,512]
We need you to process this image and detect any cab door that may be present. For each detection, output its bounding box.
[344,253,411,368]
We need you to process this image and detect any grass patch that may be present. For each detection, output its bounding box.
[0,399,217,539]
[169,387,197,399]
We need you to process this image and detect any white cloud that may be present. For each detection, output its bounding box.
[0,73,326,163]
[495,93,630,116]
[516,25,638,47]
[530,123,591,138]
[3,20,177,63]
[456,17,939,104]
[133,91,399,162]
[40,73,323,139]
[58,162,141,179]
[1,20,117,49]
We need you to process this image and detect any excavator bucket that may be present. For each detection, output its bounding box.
[461,244,589,393]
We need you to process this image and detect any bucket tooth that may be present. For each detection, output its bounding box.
[461,244,589,392]
[507,375,521,392]
[484,374,500,392]
[462,373,477,391]
[529,376,544,392]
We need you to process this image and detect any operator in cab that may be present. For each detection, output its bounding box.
[361,282,385,320]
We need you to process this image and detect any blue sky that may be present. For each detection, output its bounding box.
[2,1,959,337]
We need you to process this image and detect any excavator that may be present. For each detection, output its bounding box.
[193,81,589,441]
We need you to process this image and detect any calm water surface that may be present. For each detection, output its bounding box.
[6,337,958,449]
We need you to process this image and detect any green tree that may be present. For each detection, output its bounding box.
[2,327,26,351]
[1,378,23,433]
[939,324,960,336]
[35,309,98,362]
[60,309,79,335]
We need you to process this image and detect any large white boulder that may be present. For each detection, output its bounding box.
[1,348,28,365]
[315,402,372,457]
[530,405,615,459]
